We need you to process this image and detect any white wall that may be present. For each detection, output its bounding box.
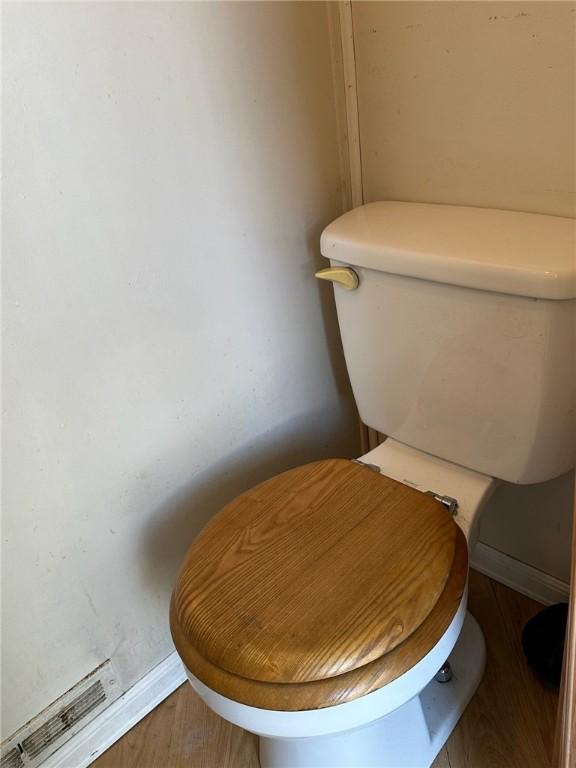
[2,2,357,737]
[352,0,575,581]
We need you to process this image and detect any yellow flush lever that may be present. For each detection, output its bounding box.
[314,266,359,291]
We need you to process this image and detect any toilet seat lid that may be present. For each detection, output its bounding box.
[172,459,460,684]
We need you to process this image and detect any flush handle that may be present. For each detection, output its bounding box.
[315,267,359,291]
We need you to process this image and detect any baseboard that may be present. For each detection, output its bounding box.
[472,541,570,606]
[41,651,187,768]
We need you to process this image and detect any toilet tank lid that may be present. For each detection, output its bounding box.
[320,202,576,300]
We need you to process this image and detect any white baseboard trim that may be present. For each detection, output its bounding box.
[41,651,187,768]
[472,541,570,606]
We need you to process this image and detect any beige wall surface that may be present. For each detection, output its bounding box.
[2,2,357,736]
[353,1,575,581]
[355,1,575,217]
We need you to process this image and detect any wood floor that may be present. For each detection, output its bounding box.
[95,571,559,768]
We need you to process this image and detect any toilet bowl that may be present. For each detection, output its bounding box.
[171,440,496,768]
[171,202,575,767]
[185,608,484,768]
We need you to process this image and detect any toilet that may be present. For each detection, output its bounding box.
[171,202,575,768]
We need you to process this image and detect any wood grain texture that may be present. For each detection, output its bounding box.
[96,573,558,768]
[172,459,458,684]
[171,526,467,711]
[94,675,259,768]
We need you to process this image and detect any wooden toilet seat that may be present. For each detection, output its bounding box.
[171,459,468,711]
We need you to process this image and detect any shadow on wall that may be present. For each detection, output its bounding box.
[139,404,359,600]
[138,225,359,602]
[479,470,575,583]
[308,226,354,403]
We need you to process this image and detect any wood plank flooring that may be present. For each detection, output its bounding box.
[95,571,559,768]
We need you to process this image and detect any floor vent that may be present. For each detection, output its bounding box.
[0,748,24,768]
[1,660,119,768]
[21,680,107,759]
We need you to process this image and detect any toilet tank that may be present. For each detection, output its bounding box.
[320,202,576,484]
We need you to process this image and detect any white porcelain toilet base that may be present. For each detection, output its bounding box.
[259,613,485,768]
[185,603,484,768]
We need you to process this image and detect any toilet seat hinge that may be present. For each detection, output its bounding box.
[425,492,459,516]
[352,461,459,516]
